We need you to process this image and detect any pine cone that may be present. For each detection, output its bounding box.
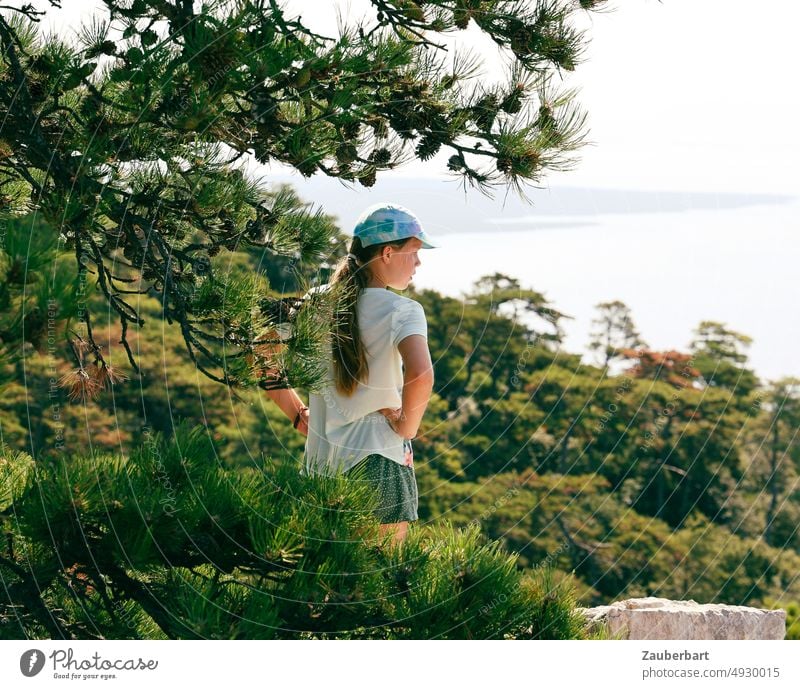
[415,136,441,161]
[343,121,361,139]
[453,8,471,30]
[335,143,358,165]
[501,88,524,114]
[372,147,392,165]
[473,94,499,130]
[359,168,377,187]
[496,157,513,173]
[447,154,463,171]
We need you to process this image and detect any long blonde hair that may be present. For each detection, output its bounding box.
[328,236,412,396]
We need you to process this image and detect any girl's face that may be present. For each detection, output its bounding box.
[373,237,423,290]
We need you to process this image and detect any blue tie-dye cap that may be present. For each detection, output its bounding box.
[353,203,440,249]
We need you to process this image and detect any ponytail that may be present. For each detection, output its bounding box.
[329,236,407,396]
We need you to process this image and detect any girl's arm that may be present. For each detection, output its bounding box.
[252,330,309,436]
[384,334,434,439]
[265,387,309,437]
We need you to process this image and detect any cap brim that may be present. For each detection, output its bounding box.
[418,232,439,249]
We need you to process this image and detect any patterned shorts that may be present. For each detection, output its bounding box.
[343,453,419,524]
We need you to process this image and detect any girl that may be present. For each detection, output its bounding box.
[262,202,438,546]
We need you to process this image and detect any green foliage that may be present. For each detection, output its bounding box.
[416,468,800,610]
[0,421,594,639]
[0,215,81,382]
[660,515,800,607]
[0,449,34,511]
[690,320,758,395]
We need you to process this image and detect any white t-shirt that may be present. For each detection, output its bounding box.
[299,284,428,476]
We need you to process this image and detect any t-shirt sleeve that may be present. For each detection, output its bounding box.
[392,299,428,347]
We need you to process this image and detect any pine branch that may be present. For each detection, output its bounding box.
[102,562,183,640]
[1,0,605,394]
[0,553,69,639]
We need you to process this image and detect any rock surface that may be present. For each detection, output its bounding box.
[579,597,786,640]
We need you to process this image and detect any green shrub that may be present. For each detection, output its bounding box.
[1,421,597,639]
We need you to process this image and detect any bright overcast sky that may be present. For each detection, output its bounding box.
[33,0,800,196]
[274,0,800,197]
[562,0,800,196]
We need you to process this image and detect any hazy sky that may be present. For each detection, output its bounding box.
[270,0,800,195]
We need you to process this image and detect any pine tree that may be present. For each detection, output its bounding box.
[588,299,647,372]
[689,320,758,394]
[1,0,607,394]
[749,377,800,547]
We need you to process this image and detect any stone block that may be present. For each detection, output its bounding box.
[579,597,786,640]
